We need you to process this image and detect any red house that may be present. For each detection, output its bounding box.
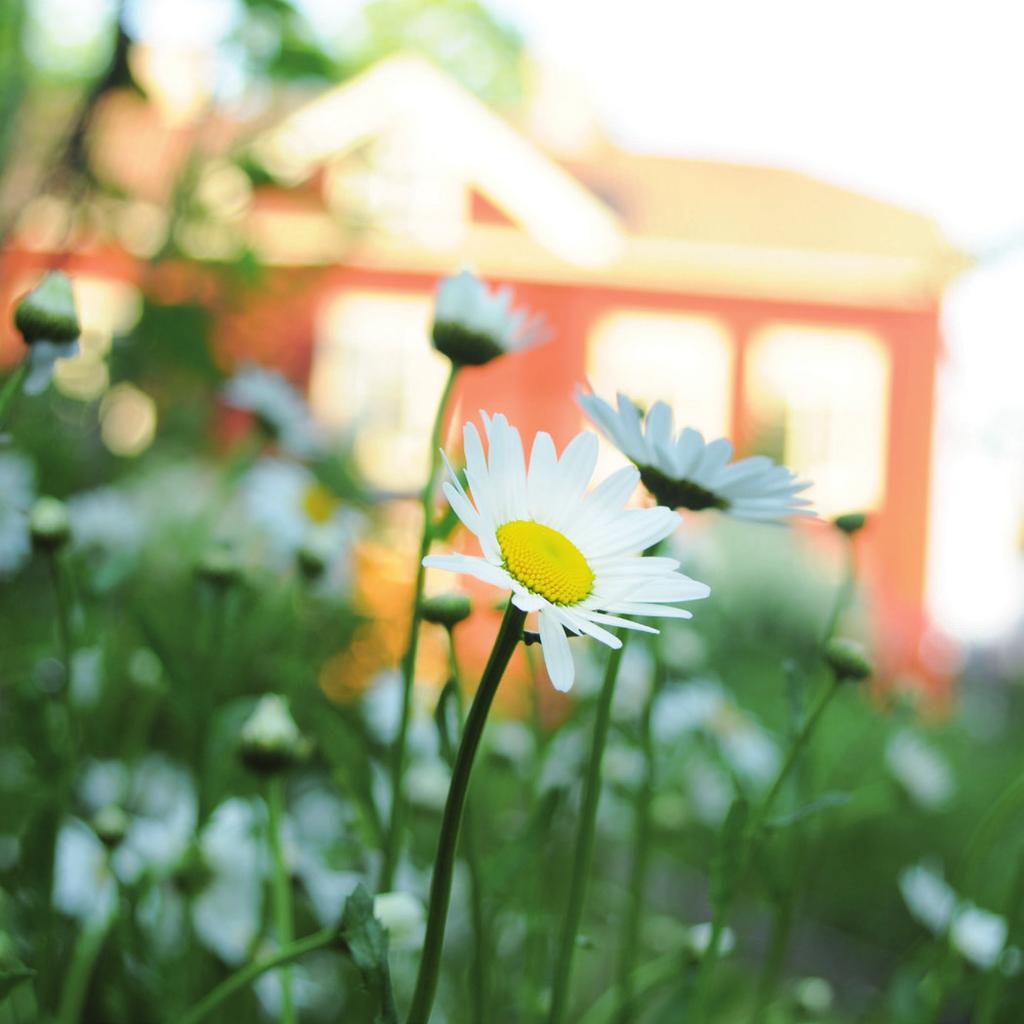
[1,56,967,684]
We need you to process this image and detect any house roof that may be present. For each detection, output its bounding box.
[12,53,968,309]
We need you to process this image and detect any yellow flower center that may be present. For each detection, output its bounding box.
[496,520,594,606]
[302,483,338,525]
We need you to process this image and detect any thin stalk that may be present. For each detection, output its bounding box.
[546,635,629,1024]
[614,649,666,1024]
[266,776,296,1024]
[747,552,856,1023]
[57,909,113,1024]
[690,679,841,1024]
[0,359,27,428]
[406,601,526,1024]
[444,627,489,1024]
[380,364,458,890]
[178,929,335,1024]
[580,951,681,1024]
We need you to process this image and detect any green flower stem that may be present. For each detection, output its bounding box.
[546,634,629,1024]
[0,359,27,428]
[690,678,841,1024]
[746,552,859,1022]
[380,364,458,891]
[266,776,296,1024]
[57,908,113,1024]
[178,929,336,1024]
[580,951,681,1024]
[443,627,489,1024]
[614,647,666,1024]
[406,601,526,1024]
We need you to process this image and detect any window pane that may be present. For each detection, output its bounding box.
[745,324,890,516]
[311,290,449,490]
[586,310,733,477]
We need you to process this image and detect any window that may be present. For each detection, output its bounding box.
[586,310,733,477]
[311,290,450,490]
[745,324,890,517]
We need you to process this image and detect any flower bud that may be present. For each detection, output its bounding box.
[421,591,473,629]
[196,544,241,588]
[14,272,80,346]
[824,637,873,683]
[296,538,328,581]
[833,511,867,535]
[373,891,425,950]
[91,804,129,849]
[685,922,736,961]
[794,976,834,1015]
[30,496,71,551]
[430,270,545,367]
[239,694,307,774]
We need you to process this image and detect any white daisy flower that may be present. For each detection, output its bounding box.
[0,452,34,576]
[423,412,710,692]
[577,389,814,522]
[885,730,955,810]
[223,365,322,457]
[240,457,354,577]
[431,270,547,367]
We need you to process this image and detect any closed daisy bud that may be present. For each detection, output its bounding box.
[91,804,129,849]
[13,272,82,396]
[431,270,546,367]
[421,591,473,629]
[833,511,867,535]
[196,544,241,588]
[824,637,873,683]
[239,694,306,774]
[30,496,71,551]
[685,922,736,961]
[794,977,833,1014]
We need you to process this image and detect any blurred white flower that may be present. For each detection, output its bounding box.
[900,862,1015,970]
[53,818,118,922]
[0,452,34,575]
[374,891,426,950]
[487,720,535,766]
[405,757,451,812]
[431,270,547,367]
[687,921,736,958]
[952,905,1008,970]
[223,364,323,457]
[192,798,265,964]
[685,757,733,826]
[75,755,197,885]
[603,744,646,790]
[240,458,354,582]
[899,863,956,933]
[360,671,437,757]
[885,730,955,810]
[577,390,814,522]
[655,680,779,787]
[67,486,147,556]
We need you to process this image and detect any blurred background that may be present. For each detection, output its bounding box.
[3,2,1024,1021]
[2,0,1022,687]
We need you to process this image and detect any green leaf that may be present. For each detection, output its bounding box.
[766,791,851,830]
[338,885,399,1024]
[710,796,749,914]
[0,959,35,1001]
